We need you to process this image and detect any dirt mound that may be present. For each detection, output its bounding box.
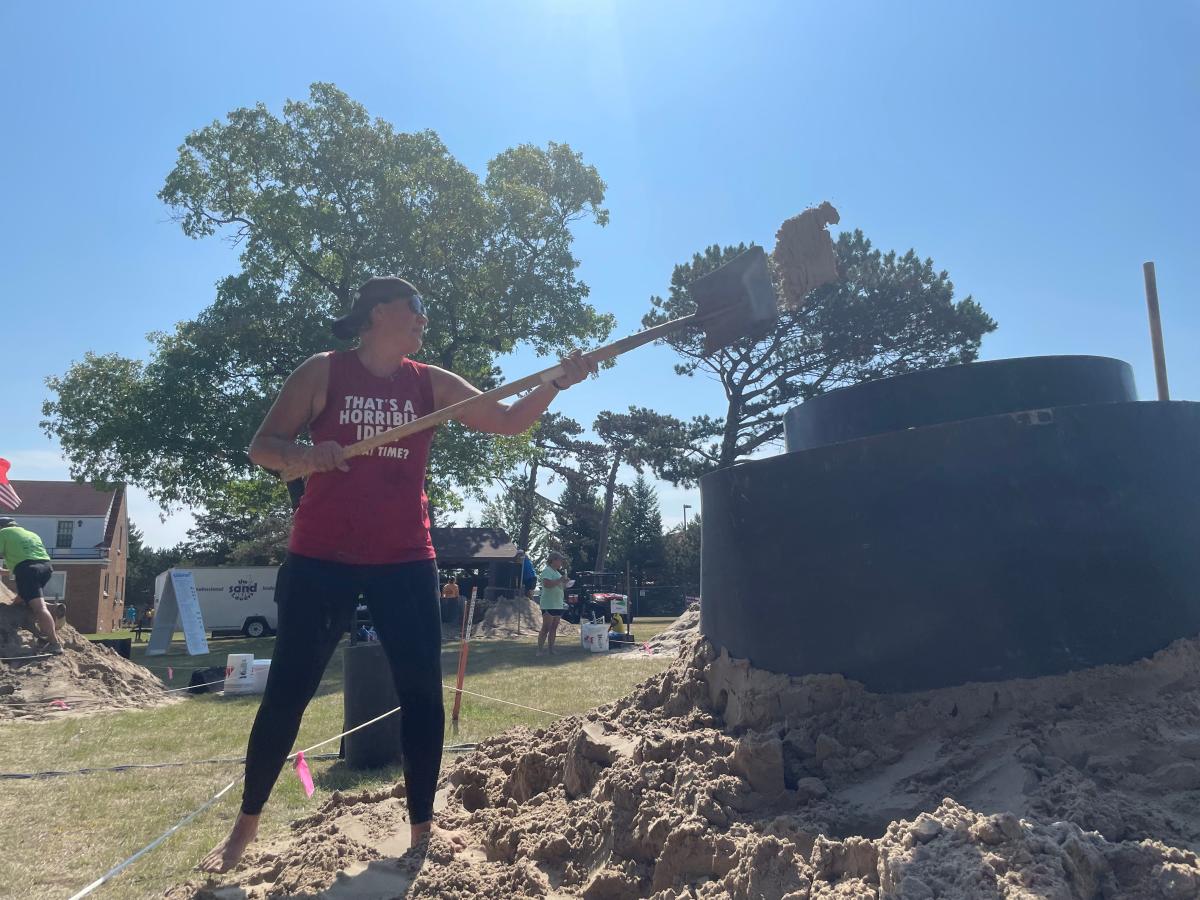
[616,607,701,661]
[182,634,1200,898]
[475,597,580,640]
[0,601,174,720]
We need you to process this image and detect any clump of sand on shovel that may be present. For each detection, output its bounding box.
[182,629,1200,898]
[773,201,841,309]
[0,588,173,720]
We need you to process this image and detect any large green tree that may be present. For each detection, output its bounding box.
[608,475,664,583]
[586,407,687,572]
[500,412,589,551]
[552,476,604,572]
[182,476,293,565]
[42,83,613,512]
[643,230,997,482]
[479,473,553,559]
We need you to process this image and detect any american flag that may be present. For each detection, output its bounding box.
[0,458,22,511]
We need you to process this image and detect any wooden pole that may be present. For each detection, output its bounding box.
[1143,262,1170,401]
[451,587,477,724]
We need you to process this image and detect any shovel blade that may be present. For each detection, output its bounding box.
[691,245,778,354]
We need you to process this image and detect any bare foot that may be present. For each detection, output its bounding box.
[411,820,468,852]
[198,813,260,874]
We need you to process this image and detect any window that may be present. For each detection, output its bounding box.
[56,520,74,549]
[45,571,67,601]
[103,573,109,597]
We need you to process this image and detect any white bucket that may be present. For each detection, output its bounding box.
[252,659,271,694]
[224,653,256,695]
[581,622,609,653]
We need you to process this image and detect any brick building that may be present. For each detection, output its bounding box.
[3,480,129,634]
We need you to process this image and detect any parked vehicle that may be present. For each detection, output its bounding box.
[563,571,631,625]
[154,567,279,638]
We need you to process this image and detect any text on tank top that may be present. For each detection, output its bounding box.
[288,350,437,564]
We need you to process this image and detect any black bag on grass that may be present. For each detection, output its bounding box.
[188,665,227,694]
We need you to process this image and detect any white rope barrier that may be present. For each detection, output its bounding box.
[64,670,569,895]
[440,682,563,719]
[62,702,413,900]
[0,678,229,708]
[66,776,242,900]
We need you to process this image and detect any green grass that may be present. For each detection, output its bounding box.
[0,616,681,899]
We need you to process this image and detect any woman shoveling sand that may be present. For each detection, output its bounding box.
[199,276,596,873]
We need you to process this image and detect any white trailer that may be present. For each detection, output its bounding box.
[154,567,279,638]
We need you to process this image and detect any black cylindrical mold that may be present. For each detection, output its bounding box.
[785,355,1136,452]
[702,400,1200,692]
[342,642,403,769]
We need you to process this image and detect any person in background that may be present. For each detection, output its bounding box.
[0,516,63,654]
[440,574,461,624]
[520,550,538,600]
[134,606,153,642]
[125,603,137,627]
[537,550,569,656]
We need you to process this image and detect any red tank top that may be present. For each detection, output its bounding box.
[289,351,437,565]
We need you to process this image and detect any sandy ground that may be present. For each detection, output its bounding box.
[0,592,173,720]
[178,628,1200,898]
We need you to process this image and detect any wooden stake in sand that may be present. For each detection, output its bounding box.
[1142,261,1170,401]
[451,587,478,724]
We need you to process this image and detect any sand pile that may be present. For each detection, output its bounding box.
[184,634,1200,898]
[616,607,701,660]
[475,597,579,641]
[0,600,173,720]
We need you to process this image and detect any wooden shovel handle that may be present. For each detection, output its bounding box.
[277,312,702,482]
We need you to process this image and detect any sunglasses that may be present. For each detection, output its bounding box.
[380,292,427,316]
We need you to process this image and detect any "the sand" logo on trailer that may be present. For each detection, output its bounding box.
[229,580,258,601]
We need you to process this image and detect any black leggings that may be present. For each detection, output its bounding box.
[241,553,444,823]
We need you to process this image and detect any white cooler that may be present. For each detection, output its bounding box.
[224,653,256,695]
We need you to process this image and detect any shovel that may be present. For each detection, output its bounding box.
[278,205,839,483]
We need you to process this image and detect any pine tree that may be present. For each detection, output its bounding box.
[610,475,664,582]
[553,477,604,571]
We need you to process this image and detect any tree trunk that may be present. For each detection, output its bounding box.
[717,390,743,469]
[516,458,539,550]
[594,456,622,571]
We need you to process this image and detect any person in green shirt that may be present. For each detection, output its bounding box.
[0,517,62,654]
[537,550,569,657]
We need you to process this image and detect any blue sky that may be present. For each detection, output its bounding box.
[1,1,1197,548]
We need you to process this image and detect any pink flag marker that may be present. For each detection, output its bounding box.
[643,642,652,654]
[50,699,69,710]
[294,751,315,797]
